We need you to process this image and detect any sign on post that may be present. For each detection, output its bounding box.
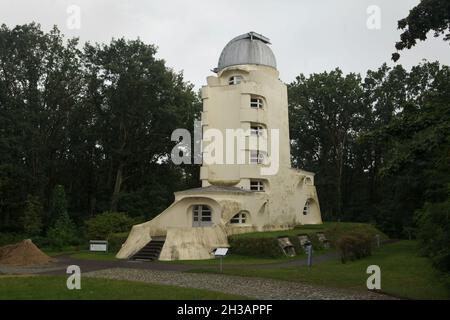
[214,248,229,272]
[306,244,313,267]
[89,240,108,252]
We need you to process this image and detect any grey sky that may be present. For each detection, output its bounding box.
[1,0,449,88]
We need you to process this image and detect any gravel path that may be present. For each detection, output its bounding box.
[84,267,396,300]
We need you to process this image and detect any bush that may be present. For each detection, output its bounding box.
[415,200,450,273]
[85,211,136,240]
[46,210,78,249]
[0,233,26,246]
[337,232,373,263]
[108,232,130,252]
[229,237,283,258]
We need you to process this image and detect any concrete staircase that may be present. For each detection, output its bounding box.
[130,237,165,261]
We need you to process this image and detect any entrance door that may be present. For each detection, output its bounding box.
[192,205,212,227]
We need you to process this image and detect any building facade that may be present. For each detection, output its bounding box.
[116,32,322,261]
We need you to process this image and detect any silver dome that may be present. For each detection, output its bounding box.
[216,32,277,72]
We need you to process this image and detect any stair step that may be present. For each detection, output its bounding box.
[130,238,166,261]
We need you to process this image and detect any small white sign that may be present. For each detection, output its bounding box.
[89,240,108,252]
[214,248,228,256]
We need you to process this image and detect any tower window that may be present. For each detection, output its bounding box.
[230,211,248,224]
[250,180,264,191]
[250,125,264,136]
[303,200,311,215]
[250,150,265,164]
[228,75,243,85]
[250,97,264,109]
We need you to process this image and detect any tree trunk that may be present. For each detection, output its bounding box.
[110,162,124,211]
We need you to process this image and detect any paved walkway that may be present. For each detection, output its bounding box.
[0,251,340,275]
[84,267,395,300]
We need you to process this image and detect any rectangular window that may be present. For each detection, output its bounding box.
[250,150,265,164]
[250,125,264,136]
[250,97,264,109]
[250,180,264,191]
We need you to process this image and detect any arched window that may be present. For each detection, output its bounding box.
[228,75,243,85]
[303,200,311,215]
[230,211,248,224]
[193,205,212,227]
[304,177,313,185]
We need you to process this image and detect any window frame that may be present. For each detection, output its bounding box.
[250,97,264,109]
[250,180,265,192]
[230,211,248,224]
[228,75,243,85]
[250,125,264,136]
[250,150,266,164]
[193,205,213,226]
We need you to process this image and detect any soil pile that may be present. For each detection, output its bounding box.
[0,239,53,266]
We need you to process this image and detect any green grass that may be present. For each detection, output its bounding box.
[188,241,450,300]
[230,222,387,241]
[69,251,118,261]
[0,276,249,300]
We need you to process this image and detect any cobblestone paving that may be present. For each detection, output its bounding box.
[85,268,396,300]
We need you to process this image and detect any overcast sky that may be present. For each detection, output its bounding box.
[1,0,449,88]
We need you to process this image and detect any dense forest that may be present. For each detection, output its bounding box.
[0,1,449,274]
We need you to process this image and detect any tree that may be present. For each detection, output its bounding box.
[392,0,450,61]
[46,185,77,248]
[22,195,43,236]
[83,38,200,212]
[288,69,366,218]
[46,209,77,249]
[48,185,69,226]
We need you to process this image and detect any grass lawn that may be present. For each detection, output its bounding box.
[188,241,450,300]
[69,251,118,261]
[231,222,388,242]
[0,275,249,300]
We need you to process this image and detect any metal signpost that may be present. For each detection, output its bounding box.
[306,244,313,267]
[214,248,229,272]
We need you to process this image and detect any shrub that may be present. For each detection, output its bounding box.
[0,233,26,246]
[229,237,283,258]
[108,232,130,252]
[337,232,373,263]
[85,211,136,240]
[46,210,78,249]
[415,200,450,273]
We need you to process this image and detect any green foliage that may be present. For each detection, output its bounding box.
[22,195,43,236]
[337,232,373,263]
[46,209,78,249]
[85,212,136,240]
[393,0,450,61]
[49,185,68,226]
[0,23,200,232]
[415,199,450,272]
[0,233,25,246]
[107,232,130,252]
[228,237,283,258]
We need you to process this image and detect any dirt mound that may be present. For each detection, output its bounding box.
[0,239,53,266]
